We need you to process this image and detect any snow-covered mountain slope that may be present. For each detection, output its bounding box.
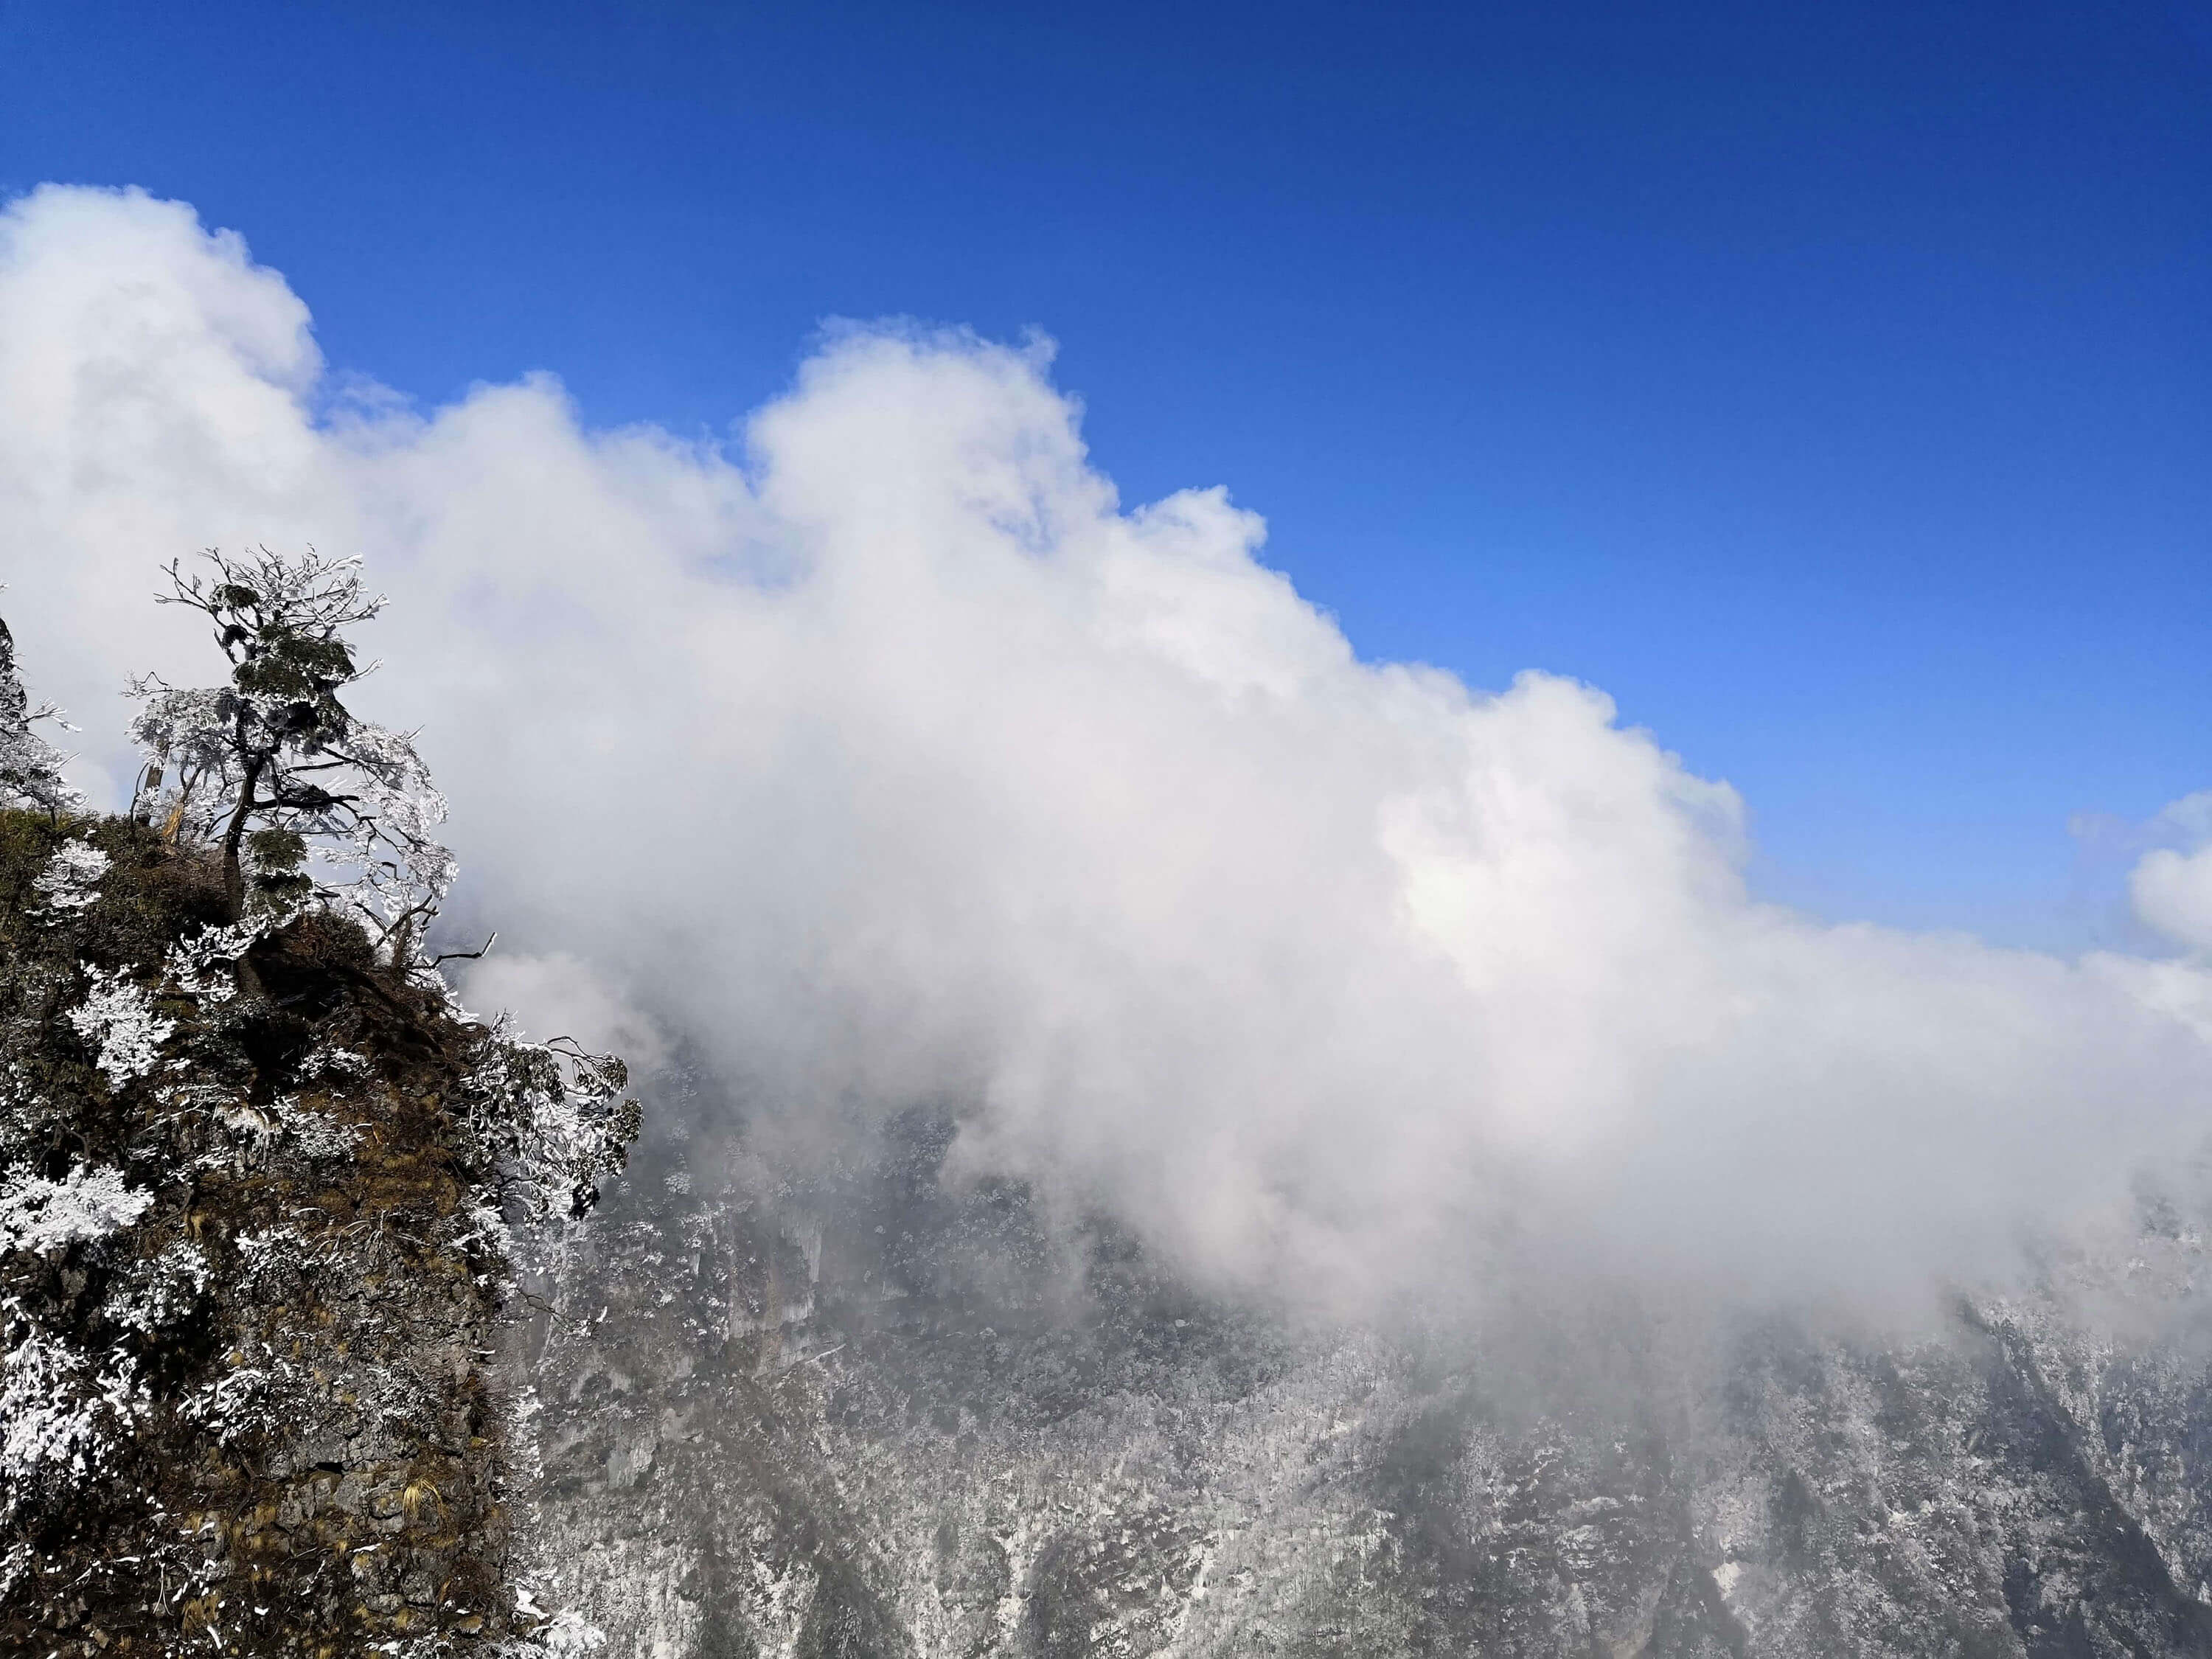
[535,1110,2212,1658]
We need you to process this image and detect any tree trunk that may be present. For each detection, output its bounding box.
[219,755,266,923]
[220,756,269,1001]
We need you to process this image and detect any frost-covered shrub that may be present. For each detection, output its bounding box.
[0,1164,154,1255]
[456,1018,641,1223]
[0,609,80,818]
[163,915,272,1002]
[31,839,108,914]
[64,967,178,1088]
[177,1340,310,1450]
[101,1242,210,1338]
[0,1312,146,1520]
[271,1091,364,1159]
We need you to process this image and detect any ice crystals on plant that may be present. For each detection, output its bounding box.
[162,917,276,1004]
[30,841,108,914]
[0,1307,147,1521]
[0,605,82,818]
[0,1164,153,1255]
[64,968,175,1088]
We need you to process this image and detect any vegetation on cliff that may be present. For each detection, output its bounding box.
[0,554,638,1655]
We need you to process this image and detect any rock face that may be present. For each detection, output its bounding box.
[535,1110,2212,1658]
[0,812,631,1656]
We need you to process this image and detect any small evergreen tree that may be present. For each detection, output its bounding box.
[129,547,454,957]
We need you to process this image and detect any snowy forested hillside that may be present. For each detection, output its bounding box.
[532,1105,2212,1659]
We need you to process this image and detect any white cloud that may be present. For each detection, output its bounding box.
[4,184,2211,1313]
[2132,792,2212,953]
[459,952,669,1077]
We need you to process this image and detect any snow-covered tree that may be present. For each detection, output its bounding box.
[0,608,83,818]
[129,548,455,959]
[123,548,635,1214]
[459,1023,642,1222]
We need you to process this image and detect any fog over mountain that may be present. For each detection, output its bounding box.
[7,181,2212,1324]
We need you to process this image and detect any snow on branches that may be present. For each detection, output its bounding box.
[0,1310,146,1521]
[30,840,110,914]
[65,967,178,1089]
[0,1164,155,1256]
[0,608,83,818]
[457,1019,641,1224]
[129,547,455,962]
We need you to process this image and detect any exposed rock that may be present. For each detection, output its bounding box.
[0,811,632,1655]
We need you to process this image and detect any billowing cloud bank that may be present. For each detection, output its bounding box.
[2134,795,2212,957]
[5,184,2210,1312]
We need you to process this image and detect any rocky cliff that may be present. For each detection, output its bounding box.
[0,810,632,1656]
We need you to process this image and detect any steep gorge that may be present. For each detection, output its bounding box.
[524,1102,2212,1658]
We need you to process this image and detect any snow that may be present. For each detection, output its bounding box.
[163,919,274,1004]
[0,1164,153,1254]
[0,612,84,817]
[271,1093,363,1160]
[30,842,109,914]
[539,1609,609,1654]
[64,969,176,1088]
[0,1314,145,1516]
[101,1242,210,1338]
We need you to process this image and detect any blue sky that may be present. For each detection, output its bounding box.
[3,0,2207,948]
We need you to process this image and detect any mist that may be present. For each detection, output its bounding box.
[6,183,2211,1318]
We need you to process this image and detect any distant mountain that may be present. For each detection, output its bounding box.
[537,1107,2212,1658]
